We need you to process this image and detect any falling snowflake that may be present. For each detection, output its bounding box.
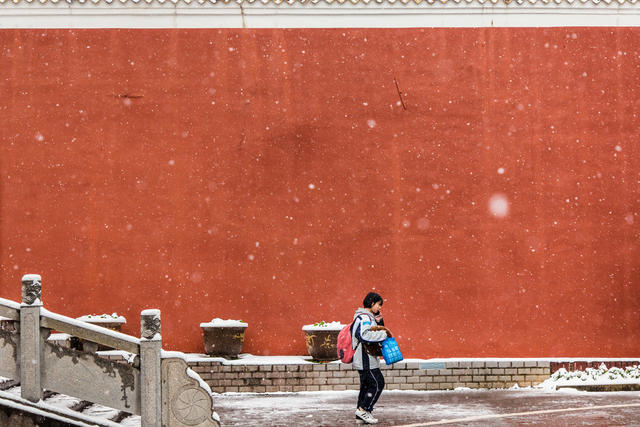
[489,194,509,218]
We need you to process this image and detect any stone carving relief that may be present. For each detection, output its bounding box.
[171,385,211,426]
[21,279,41,305]
[141,314,161,340]
[162,357,220,427]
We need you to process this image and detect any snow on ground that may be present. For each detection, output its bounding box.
[419,357,640,364]
[41,392,82,409]
[537,363,640,390]
[213,387,640,426]
[119,415,142,426]
[82,403,120,420]
[217,389,498,419]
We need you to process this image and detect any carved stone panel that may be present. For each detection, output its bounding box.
[141,342,161,426]
[41,341,140,414]
[161,357,220,427]
[0,329,19,379]
[20,308,41,402]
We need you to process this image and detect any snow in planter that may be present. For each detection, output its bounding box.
[302,321,344,331]
[200,318,248,328]
[76,313,126,323]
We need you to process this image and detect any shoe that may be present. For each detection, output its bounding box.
[355,409,378,424]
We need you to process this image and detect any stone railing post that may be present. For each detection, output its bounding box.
[140,309,162,427]
[20,273,43,402]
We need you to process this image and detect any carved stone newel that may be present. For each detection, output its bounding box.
[141,310,161,341]
[22,274,42,306]
[20,274,43,402]
[140,309,162,427]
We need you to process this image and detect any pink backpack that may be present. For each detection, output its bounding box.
[337,321,358,363]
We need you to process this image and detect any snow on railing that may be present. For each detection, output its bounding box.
[0,297,20,320]
[41,308,140,355]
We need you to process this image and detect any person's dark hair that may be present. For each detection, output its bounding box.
[363,292,383,308]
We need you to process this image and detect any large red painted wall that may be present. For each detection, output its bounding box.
[1,28,639,357]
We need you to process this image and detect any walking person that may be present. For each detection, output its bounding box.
[352,292,392,424]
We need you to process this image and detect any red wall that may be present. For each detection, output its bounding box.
[1,28,639,357]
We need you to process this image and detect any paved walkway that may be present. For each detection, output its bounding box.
[214,389,640,426]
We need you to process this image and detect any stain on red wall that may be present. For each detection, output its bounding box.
[1,28,639,357]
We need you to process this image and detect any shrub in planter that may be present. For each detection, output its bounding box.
[200,318,248,358]
[302,321,344,362]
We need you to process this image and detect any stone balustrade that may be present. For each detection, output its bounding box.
[0,274,221,427]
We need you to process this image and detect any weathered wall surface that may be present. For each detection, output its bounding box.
[1,29,639,357]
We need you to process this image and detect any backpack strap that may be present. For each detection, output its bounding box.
[350,318,362,351]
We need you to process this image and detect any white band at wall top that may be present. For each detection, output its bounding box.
[1,1,640,28]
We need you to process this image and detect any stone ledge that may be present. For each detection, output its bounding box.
[183,358,562,393]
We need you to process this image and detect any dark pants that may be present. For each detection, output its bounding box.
[357,368,385,412]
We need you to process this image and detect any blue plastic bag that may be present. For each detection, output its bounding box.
[381,337,403,364]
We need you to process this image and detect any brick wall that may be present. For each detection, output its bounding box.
[93,352,640,394]
[188,360,553,394]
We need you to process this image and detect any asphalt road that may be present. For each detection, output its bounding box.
[213,388,640,426]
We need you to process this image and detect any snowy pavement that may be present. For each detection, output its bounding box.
[213,388,640,426]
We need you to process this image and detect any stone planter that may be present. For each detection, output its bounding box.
[302,321,344,362]
[200,319,248,358]
[75,313,127,352]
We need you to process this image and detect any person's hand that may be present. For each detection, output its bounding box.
[371,325,393,337]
